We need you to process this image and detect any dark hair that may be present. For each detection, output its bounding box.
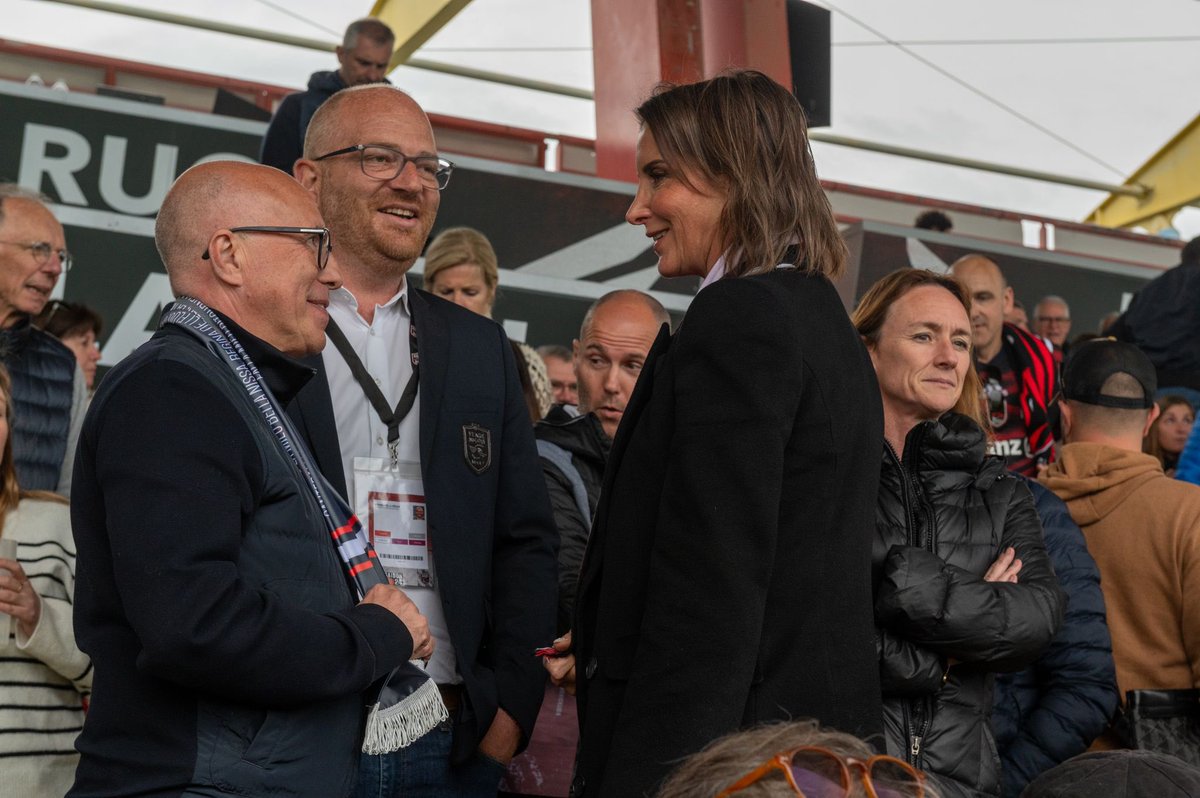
[914,210,953,232]
[34,299,102,340]
[1182,236,1200,266]
[852,268,990,435]
[634,70,845,280]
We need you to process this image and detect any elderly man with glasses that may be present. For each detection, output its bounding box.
[290,84,557,798]
[0,184,86,494]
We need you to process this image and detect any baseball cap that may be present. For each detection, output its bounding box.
[1061,338,1156,409]
[1021,750,1200,797]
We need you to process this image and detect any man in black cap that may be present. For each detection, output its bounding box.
[1039,339,1200,747]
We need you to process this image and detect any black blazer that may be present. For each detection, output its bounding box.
[572,269,886,797]
[288,287,559,762]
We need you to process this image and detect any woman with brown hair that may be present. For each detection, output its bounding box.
[0,363,91,795]
[1143,394,1194,476]
[561,70,885,797]
[852,269,1064,798]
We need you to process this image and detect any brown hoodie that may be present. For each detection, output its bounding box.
[1040,442,1200,702]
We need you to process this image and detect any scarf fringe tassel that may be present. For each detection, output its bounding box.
[361,677,449,754]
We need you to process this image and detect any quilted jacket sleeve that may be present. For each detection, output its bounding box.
[875,478,1065,672]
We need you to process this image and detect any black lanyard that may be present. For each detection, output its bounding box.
[326,315,419,466]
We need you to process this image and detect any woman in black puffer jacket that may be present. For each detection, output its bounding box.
[852,269,1065,798]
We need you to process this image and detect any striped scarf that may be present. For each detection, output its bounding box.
[161,296,445,753]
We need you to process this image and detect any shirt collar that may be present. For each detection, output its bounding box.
[699,251,729,292]
[209,308,316,406]
[329,279,411,319]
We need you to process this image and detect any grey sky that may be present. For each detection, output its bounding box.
[5,0,1199,239]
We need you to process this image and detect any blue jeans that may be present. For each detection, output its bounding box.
[354,722,505,798]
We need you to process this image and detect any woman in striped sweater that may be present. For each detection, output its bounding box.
[0,363,91,796]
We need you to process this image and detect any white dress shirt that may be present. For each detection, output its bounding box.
[323,282,459,684]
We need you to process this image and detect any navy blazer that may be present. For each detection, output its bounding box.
[287,287,558,762]
[572,269,885,797]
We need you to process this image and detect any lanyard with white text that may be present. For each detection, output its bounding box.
[326,316,419,467]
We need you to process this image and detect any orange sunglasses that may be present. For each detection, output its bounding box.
[715,746,925,798]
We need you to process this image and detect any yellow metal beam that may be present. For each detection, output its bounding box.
[371,0,475,67]
[1086,111,1200,230]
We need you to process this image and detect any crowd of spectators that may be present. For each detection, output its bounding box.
[2,31,1200,798]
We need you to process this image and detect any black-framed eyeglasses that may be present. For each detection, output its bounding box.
[0,240,73,272]
[201,226,332,271]
[313,144,454,190]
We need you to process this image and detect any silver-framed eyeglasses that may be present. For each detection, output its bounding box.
[201,226,333,271]
[0,240,73,272]
[314,144,454,190]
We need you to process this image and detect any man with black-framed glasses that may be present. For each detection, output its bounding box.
[292,85,557,798]
[0,183,86,495]
[70,160,434,798]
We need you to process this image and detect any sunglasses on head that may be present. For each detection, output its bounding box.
[715,746,925,798]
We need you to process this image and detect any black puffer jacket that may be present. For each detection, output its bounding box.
[873,413,1065,798]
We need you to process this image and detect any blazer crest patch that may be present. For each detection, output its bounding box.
[462,423,492,474]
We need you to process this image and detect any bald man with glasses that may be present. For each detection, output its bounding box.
[0,184,86,494]
[70,161,431,798]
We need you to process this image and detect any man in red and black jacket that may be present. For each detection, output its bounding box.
[952,255,1059,477]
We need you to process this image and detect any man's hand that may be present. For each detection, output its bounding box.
[477,707,521,765]
[983,547,1022,583]
[361,584,433,661]
[544,631,576,695]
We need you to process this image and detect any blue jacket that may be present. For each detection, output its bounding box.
[259,70,345,173]
[992,479,1118,798]
[1,319,79,492]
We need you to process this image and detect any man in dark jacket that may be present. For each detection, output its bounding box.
[504,290,667,796]
[0,184,85,494]
[1106,236,1200,406]
[259,18,394,174]
[952,255,1058,476]
[538,289,668,633]
[70,161,430,798]
[993,480,1118,798]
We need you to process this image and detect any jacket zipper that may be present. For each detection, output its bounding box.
[888,425,936,767]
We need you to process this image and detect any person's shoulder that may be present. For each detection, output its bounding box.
[89,330,228,418]
[25,325,75,364]
[13,495,70,519]
[415,288,505,337]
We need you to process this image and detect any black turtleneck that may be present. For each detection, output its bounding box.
[208,308,317,407]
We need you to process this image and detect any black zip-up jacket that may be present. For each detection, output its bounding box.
[873,413,1065,798]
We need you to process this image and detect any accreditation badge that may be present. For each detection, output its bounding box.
[353,458,434,588]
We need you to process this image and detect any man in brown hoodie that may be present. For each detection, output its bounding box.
[1040,340,1200,739]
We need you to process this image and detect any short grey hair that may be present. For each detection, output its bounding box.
[537,344,573,363]
[1035,294,1071,318]
[0,184,52,227]
[343,18,395,50]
